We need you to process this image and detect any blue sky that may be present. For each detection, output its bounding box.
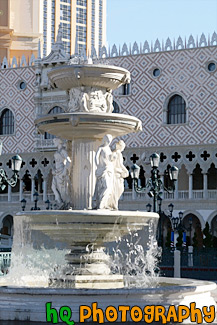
[107,0,217,47]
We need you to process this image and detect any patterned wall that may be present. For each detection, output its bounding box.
[0,67,36,154]
[110,46,217,148]
[1,45,217,154]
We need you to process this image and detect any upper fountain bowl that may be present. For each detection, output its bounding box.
[48,64,130,90]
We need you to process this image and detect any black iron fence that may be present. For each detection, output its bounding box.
[159,248,217,280]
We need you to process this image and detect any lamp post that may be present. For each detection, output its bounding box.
[45,199,51,210]
[0,146,22,191]
[21,197,52,211]
[130,153,178,212]
[21,198,27,211]
[31,192,40,211]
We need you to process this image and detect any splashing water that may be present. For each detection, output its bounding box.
[2,246,70,287]
[111,221,161,288]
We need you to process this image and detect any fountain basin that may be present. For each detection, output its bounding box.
[10,210,158,289]
[35,112,142,140]
[0,278,215,323]
[48,64,130,90]
[16,210,158,247]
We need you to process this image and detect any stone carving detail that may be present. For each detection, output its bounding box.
[52,138,72,208]
[94,135,128,210]
[165,38,173,51]
[69,87,114,113]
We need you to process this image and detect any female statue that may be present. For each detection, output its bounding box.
[52,138,71,208]
[111,140,129,210]
[94,134,114,209]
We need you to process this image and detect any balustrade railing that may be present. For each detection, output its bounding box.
[193,190,203,199]
[208,190,217,199]
[121,189,217,201]
[178,191,189,199]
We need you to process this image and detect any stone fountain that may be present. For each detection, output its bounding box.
[0,55,216,323]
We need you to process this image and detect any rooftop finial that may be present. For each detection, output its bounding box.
[74,34,79,56]
[56,24,63,43]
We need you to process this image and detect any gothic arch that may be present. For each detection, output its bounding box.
[163,92,188,124]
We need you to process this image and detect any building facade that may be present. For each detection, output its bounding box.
[0,0,106,63]
[0,0,43,62]
[0,32,217,249]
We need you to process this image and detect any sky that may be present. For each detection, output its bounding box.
[107,0,217,48]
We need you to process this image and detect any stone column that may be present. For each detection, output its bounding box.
[43,178,47,202]
[174,178,179,200]
[132,180,136,200]
[174,250,181,278]
[31,178,35,202]
[71,138,101,210]
[19,179,23,201]
[8,185,11,202]
[203,173,208,199]
[188,174,193,199]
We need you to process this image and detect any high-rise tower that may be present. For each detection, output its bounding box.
[43,0,106,57]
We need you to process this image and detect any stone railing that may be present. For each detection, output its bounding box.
[122,189,217,201]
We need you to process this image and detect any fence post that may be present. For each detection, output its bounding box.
[174,250,181,278]
[188,246,193,267]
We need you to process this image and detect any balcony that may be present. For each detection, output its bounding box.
[122,189,217,201]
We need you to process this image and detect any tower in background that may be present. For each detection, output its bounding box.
[0,0,106,62]
[43,0,106,57]
[0,0,43,62]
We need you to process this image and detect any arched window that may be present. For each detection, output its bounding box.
[113,101,120,113]
[0,109,14,135]
[45,106,64,139]
[167,95,186,124]
[1,215,13,236]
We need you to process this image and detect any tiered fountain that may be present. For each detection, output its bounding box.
[0,52,216,323]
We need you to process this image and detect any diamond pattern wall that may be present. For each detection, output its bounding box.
[111,46,217,148]
[0,67,35,154]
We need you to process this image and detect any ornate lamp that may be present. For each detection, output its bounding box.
[31,192,40,210]
[21,198,27,211]
[146,203,152,212]
[12,155,22,173]
[130,151,178,212]
[150,153,160,168]
[130,163,140,179]
[0,141,22,191]
[45,199,50,210]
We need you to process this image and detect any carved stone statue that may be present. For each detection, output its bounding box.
[52,138,71,208]
[68,87,114,113]
[94,134,114,209]
[111,140,129,210]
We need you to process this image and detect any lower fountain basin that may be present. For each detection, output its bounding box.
[0,277,215,324]
[35,112,142,140]
[16,210,158,247]
[10,210,158,289]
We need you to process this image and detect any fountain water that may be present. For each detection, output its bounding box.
[0,51,216,323]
